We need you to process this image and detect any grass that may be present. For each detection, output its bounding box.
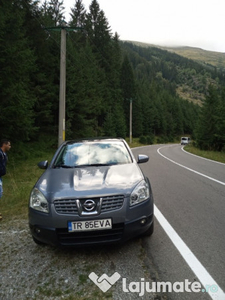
[165,46,225,69]
[184,144,225,163]
[126,137,145,148]
[0,142,55,220]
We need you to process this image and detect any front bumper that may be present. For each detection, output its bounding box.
[29,214,153,246]
[29,196,154,247]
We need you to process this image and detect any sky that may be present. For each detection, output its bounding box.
[63,0,225,53]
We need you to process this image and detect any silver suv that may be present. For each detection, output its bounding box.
[29,138,154,246]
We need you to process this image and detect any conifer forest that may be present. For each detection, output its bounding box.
[0,0,225,151]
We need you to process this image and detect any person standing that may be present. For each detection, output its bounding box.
[0,139,11,220]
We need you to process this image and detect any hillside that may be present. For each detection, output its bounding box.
[161,46,225,71]
[127,41,225,71]
[123,41,225,104]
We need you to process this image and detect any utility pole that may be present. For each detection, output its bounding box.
[58,24,66,147]
[129,98,133,144]
[44,23,83,147]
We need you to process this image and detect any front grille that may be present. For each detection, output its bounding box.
[54,199,78,214]
[54,195,124,215]
[56,223,124,245]
[101,195,124,212]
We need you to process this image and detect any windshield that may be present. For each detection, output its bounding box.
[53,141,132,168]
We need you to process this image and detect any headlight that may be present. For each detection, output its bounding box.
[29,188,49,213]
[130,180,149,206]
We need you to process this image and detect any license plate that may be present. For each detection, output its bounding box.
[68,218,112,232]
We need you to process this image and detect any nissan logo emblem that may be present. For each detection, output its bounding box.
[83,199,96,211]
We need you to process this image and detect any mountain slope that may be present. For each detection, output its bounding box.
[161,46,225,71]
[122,41,225,105]
[127,41,225,71]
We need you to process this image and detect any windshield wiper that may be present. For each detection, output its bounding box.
[54,164,74,168]
[54,163,119,168]
[75,163,114,168]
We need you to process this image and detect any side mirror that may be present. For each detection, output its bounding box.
[38,160,48,169]
[137,154,149,164]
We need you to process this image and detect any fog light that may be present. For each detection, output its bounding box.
[140,218,147,225]
[35,228,41,234]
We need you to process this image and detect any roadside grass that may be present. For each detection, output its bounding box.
[184,144,225,164]
[0,144,55,221]
[126,137,144,148]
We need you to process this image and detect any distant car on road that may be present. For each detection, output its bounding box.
[29,138,154,247]
[181,137,190,145]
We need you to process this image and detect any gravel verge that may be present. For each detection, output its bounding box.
[0,218,166,300]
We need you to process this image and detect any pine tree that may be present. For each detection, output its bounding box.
[103,110,116,137]
[214,88,225,151]
[195,85,219,150]
[66,41,104,138]
[31,0,63,135]
[69,0,86,27]
[120,55,136,136]
[48,0,65,26]
[85,0,112,67]
[0,0,37,141]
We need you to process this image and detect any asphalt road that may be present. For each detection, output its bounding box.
[132,144,225,300]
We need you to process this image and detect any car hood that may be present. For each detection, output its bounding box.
[37,164,144,201]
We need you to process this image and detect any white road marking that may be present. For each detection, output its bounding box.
[157,146,225,186]
[156,145,225,299]
[154,205,225,300]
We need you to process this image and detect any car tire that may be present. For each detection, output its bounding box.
[32,236,46,246]
[142,220,154,237]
